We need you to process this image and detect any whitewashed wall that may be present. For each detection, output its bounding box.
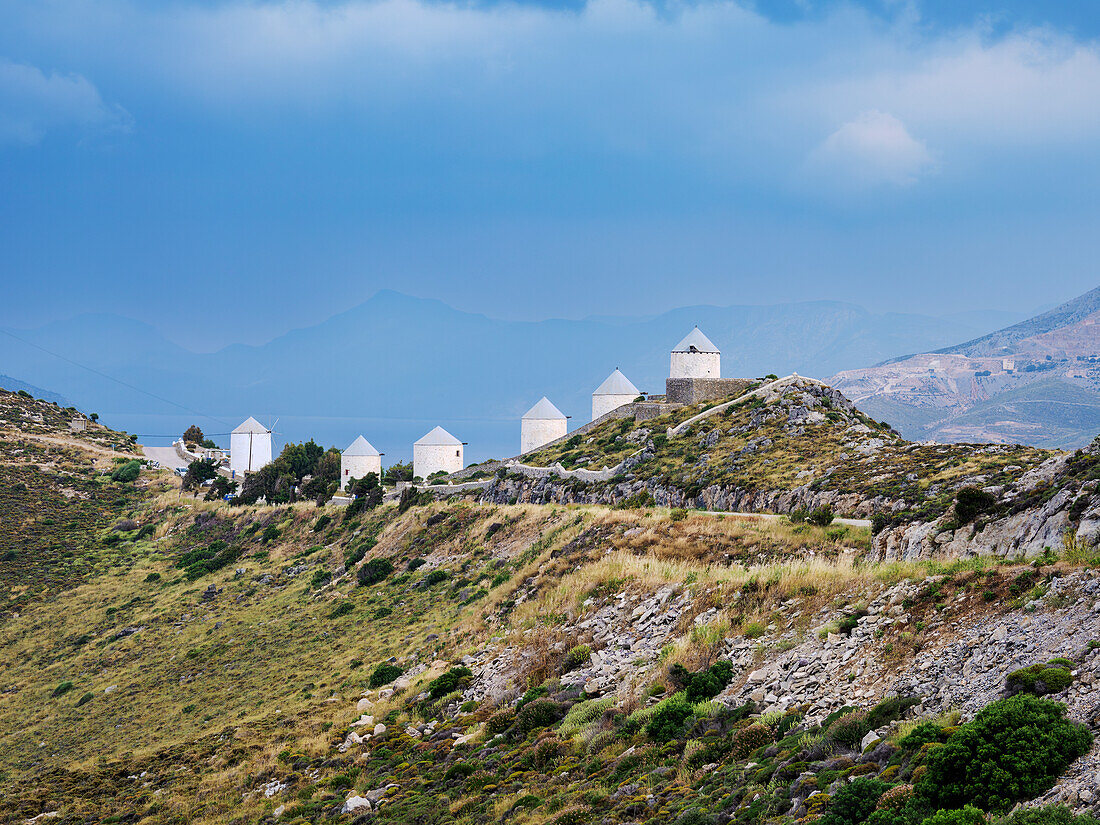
[592,393,637,422]
[670,351,720,379]
[230,432,272,475]
[414,443,464,479]
[521,417,568,454]
[341,454,382,489]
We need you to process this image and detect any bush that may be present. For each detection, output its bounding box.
[427,666,472,699]
[645,692,694,741]
[517,699,564,734]
[670,508,689,522]
[828,709,870,748]
[742,621,766,639]
[673,809,716,825]
[866,695,921,730]
[358,557,395,586]
[369,663,403,688]
[955,487,996,524]
[484,709,516,736]
[76,691,94,707]
[564,644,591,672]
[820,778,889,825]
[922,806,988,825]
[110,460,141,483]
[261,524,280,543]
[919,694,1093,813]
[311,568,332,589]
[52,681,74,698]
[328,601,353,619]
[1005,661,1074,697]
[312,515,332,532]
[996,806,1100,825]
[876,785,914,811]
[669,661,734,703]
[408,557,427,571]
[732,722,773,757]
[423,570,449,587]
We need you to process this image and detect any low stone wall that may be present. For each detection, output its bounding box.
[665,377,754,405]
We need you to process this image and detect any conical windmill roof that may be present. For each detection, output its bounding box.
[522,397,566,420]
[415,426,462,446]
[343,435,380,456]
[232,416,269,434]
[593,369,639,396]
[672,327,719,353]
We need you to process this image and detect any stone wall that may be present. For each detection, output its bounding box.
[665,377,754,405]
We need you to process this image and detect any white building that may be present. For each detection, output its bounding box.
[592,368,640,422]
[670,327,720,379]
[230,417,272,475]
[521,397,568,454]
[341,435,382,490]
[414,426,464,480]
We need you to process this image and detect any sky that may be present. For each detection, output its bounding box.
[2,0,1100,350]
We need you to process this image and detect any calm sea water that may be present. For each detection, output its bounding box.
[102,412,520,466]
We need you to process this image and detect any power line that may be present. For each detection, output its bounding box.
[0,327,232,428]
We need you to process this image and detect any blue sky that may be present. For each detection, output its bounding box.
[2,0,1100,350]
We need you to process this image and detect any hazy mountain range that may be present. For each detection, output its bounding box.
[0,290,1060,457]
[831,286,1100,448]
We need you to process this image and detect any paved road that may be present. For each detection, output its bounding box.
[142,444,189,471]
[701,510,872,529]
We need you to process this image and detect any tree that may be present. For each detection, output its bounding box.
[204,476,237,501]
[89,413,99,422]
[302,449,340,503]
[383,461,414,486]
[182,459,219,491]
[347,472,384,515]
[183,425,205,445]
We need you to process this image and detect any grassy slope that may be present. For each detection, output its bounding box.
[0,390,1095,824]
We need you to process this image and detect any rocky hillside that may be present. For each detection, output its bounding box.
[830,286,1100,448]
[2,388,1100,825]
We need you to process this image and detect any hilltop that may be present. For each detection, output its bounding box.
[831,286,1100,449]
[1,387,1100,825]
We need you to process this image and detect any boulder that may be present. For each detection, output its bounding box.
[342,795,372,814]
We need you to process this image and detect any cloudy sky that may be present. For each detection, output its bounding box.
[2,0,1099,349]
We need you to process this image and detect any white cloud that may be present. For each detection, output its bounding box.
[807,110,935,187]
[0,58,130,145]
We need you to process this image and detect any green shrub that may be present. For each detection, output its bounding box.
[261,524,280,543]
[955,487,996,524]
[51,681,74,698]
[76,692,94,707]
[358,557,395,586]
[369,663,403,688]
[828,709,870,748]
[311,568,332,589]
[1005,661,1074,697]
[517,699,564,733]
[408,557,427,571]
[427,666,472,700]
[669,661,734,703]
[742,622,766,639]
[820,777,889,825]
[808,506,835,526]
[564,644,591,672]
[328,601,353,619]
[312,515,332,532]
[423,570,449,586]
[995,805,1100,825]
[344,539,373,569]
[866,695,921,730]
[673,809,716,825]
[670,508,689,522]
[919,694,1093,813]
[484,709,516,736]
[645,692,694,741]
[732,722,773,757]
[900,721,952,751]
[921,806,988,825]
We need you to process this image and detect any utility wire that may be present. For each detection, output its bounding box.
[0,327,232,428]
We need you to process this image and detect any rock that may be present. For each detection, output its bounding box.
[861,730,883,751]
[373,723,387,736]
[341,795,372,814]
[356,697,374,713]
[273,805,285,818]
[746,669,767,684]
[103,685,118,694]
